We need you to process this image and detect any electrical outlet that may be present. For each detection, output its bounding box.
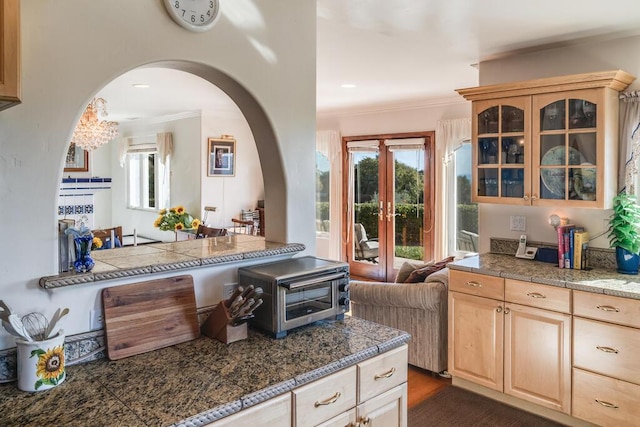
[90,309,104,330]
[222,283,239,300]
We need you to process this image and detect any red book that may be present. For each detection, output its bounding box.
[556,224,575,268]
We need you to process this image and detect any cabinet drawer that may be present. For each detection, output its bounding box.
[572,368,640,427]
[358,345,408,403]
[207,393,291,426]
[293,365,356,427]
[573,317,640,384]
[574,291,640,328]
[505,279,571,313]
[449,270,504,300]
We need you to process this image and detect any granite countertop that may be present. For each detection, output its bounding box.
[40,235,305,289]
[449,253,640,300]
[0,316,409,427]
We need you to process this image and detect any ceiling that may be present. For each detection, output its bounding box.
[97,0,640,123]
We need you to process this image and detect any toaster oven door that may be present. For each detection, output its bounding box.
[278,272,344,330]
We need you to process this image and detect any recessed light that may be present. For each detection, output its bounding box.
[341,83,356,88]
[132,84,150,88]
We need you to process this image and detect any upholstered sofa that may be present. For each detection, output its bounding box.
[349,267,449,374]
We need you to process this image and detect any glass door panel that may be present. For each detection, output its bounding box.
[478,106,499,134]
[351,151,381,269]
[478,138,499,164]
[540,168,566,200]
[391,148,425,270]
[502,106,525,133]
[477,169,498,197]
[540,100,565,131]
[571,167,597,201]
[569,99,597,129]
[569,133,597,165]
[501,137,525,164]
[501,169,524,198]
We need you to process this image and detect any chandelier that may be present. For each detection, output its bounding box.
[71,97,119,151]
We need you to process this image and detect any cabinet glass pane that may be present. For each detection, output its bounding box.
[540,168,566,200]
[501,137,525,164]
[478,138,499,164]
[501,168,524,198]
[540,135,566,166]
[570,167,597,201]
[478,106,499,134]
[540,100,565,131]
[568,133,597,165]
[569,99,597,129]
[478,169,498,197]
[501,106,525,133]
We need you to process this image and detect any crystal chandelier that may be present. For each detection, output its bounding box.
[71,98,119,151]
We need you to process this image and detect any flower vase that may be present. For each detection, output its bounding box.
[73,234,95,273]
[615,246,640,275]
[16,330,66,392]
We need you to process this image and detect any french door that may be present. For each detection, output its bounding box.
[343,132,434,282]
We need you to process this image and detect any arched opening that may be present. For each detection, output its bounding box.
[57,61,286,268]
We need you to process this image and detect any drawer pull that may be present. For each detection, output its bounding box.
[595,399,619,409]
[465,281,482,288]
[374,367,396,380]
[596,346,619,354]
[596,305,620,313]
[314,391,341,407]
[526,292,546,299]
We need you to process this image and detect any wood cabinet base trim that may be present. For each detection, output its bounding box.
[451,377,598,427]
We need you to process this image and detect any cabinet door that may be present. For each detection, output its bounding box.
[356,383,407,427]
[0,0,20,111]
[504,303,571,413]
[472,97,531,204]
[448,291,504,391]
[532,89,604,207]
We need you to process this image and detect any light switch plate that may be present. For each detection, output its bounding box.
[510,215,526,231]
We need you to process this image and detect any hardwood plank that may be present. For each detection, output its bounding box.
[407,365,451,409]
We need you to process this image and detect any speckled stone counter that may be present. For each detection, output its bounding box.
[449,253,640,300]
[40,235,305,289]
[0,316,409,427]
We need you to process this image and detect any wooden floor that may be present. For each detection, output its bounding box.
[407,365,451,409]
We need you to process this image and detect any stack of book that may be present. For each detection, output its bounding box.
[556,225,589,269]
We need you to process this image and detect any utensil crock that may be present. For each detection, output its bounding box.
[16,330,65,392]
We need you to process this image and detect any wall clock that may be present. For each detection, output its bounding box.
[163,0,221,32]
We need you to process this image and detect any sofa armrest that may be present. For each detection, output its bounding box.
[350,279,446,312]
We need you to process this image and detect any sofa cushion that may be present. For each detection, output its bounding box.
[395,260,434,283]
[404,256,455,283]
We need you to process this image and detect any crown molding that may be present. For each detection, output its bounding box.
[317,95,467,118]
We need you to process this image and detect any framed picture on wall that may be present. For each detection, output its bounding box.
[208,136,236,176]
[64,143,89,172]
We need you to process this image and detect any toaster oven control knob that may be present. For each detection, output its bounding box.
[339,296,350,307]
[339,282,350,292]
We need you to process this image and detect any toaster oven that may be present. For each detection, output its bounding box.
[237,256,350,338]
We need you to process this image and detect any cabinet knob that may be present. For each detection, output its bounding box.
[496,306,502,313]
[504,307,510,314]
[523,194,530,201]
[531,194,538,201]
[358,416,371,426]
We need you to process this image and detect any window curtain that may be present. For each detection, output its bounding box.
[316,130,342,260]
[156,132,174,166]
[435,118,471,259]
[619,91,640,194]
[118,137,132,167]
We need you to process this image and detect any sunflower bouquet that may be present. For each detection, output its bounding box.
[153,205,201,232]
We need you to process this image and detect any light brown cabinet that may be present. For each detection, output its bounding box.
[457,70,635,208]
[572,290,640,427]
[0,0,20,111]
[448,271,571,413]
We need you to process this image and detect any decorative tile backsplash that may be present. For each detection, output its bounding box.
[57,177,111,230]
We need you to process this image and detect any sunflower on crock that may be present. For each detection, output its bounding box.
[32,344,65,389]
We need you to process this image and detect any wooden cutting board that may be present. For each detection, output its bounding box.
[102,275,200,360]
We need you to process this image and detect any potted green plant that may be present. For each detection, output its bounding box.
[608,192,640,274]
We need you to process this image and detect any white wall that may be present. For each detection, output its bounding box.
[475,35,640,254]
[0,0,316,350]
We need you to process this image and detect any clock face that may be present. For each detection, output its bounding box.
[163,0,221,32]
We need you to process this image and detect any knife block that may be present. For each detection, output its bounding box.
[201,301,247,344]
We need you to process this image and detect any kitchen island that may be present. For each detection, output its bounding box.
[0,316,409,427]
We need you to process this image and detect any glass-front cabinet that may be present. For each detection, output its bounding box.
[473,97,530,204]
[533,90,601,206]
[459,70,635,208]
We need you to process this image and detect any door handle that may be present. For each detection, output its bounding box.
[386,201,399,222]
